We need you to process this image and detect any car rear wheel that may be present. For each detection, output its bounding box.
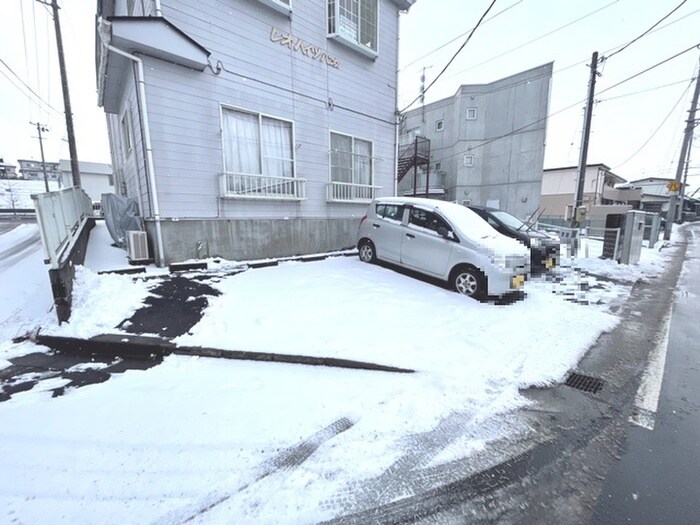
[450,266,485,299]
[358,240,376,263]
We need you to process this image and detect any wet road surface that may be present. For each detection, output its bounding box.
[592,224,700,524]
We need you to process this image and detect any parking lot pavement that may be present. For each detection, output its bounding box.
[0,349,162,403]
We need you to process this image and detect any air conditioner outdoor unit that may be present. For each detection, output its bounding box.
[126,230,149,262]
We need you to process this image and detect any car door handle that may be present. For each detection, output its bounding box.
[405,233,415,239]
[372,223,380,228]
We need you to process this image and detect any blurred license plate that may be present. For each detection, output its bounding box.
[512,275,525,289]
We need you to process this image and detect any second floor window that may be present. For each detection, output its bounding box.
[328,0,378,53]
[222,107,294,178]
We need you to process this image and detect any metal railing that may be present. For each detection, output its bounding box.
[538,222,621,260]
[32,186,93,269]
[219,172,306,200]
[327,181,381,203]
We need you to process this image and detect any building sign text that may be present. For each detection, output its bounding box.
[270,27,340,69]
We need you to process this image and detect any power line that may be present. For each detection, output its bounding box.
[444,0,620,82]
[604,0,688,61]
[596,43,700,96]
[0,57,62,114]
[597,78,693,103]
[400,0,523,71]
[613,76,695,169]
[434,44,700,161]
[400,0,497,113]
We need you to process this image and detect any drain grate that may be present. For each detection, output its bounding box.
[565,372,605,394]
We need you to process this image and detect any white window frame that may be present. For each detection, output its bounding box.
[121,110,133,159]
[328,130,378,202]
[466,107,478,120]
[256,0,292,15]
[220,104,296,178]
[463,154,475,167]
[327,0,379,59]
[219,104,304,200]
[435,119,444,132]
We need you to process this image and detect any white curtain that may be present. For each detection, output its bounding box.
[331,133,353,183]
[223,109,260,174]
[261,117,293,178]
[353,138,371,185]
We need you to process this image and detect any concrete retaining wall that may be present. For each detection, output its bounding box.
[146,217,361,264]
[49,218,95,323]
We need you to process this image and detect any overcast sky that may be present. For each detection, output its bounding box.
[1,0,699,193]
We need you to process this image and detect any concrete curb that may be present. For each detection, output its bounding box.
[35,334,415,374]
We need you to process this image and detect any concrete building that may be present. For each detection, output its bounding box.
[17,159,61,182]
[58,160,115,204]
[541,164,641,223]
[398,63,553,220]
[96,0,415,266]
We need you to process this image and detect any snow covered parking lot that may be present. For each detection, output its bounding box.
[0,222,673,523]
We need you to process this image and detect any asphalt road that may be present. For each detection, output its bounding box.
[591,224,700,524]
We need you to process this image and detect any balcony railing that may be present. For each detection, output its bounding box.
[220,172,306,201]
[327,182,381,203]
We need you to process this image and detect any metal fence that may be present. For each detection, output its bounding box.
[538,222,622,260]
[32,187,93,269]
[219,172,306,200]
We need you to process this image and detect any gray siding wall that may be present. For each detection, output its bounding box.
[142,0,399,220]
[105,72,152,217]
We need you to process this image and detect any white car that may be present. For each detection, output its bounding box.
[356,197,530,299]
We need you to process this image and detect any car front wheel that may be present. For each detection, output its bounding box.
[451,266,485,299]
[358,240,376,263]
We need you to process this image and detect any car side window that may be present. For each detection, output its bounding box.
[376,204,404,222]
[487,217,499,229]
[409,208,453,235]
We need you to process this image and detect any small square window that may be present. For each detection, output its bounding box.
[435,162,442,171]
[463,154,475,167]
[435,119,444,132]
[121,110,133,158]
[466,107,478,120]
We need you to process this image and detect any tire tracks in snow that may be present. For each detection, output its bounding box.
[158,417,356,524]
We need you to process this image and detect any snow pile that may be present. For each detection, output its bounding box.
[42,266,153,339]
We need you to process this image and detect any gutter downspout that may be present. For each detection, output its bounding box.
[98,25,165,267]
[393,9,400,197]
[153,0,162,16]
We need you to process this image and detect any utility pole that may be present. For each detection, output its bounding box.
[30,122,50,192]
[420,66,432,124]
[43,0,80,187]
[571,51,600,232]
[665,61,700,240]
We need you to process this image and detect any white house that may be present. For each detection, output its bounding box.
[541,164,641,222]
[96,0,416,266]
[58,160,115,204]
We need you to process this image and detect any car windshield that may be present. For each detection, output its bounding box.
[491,210,528,230]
